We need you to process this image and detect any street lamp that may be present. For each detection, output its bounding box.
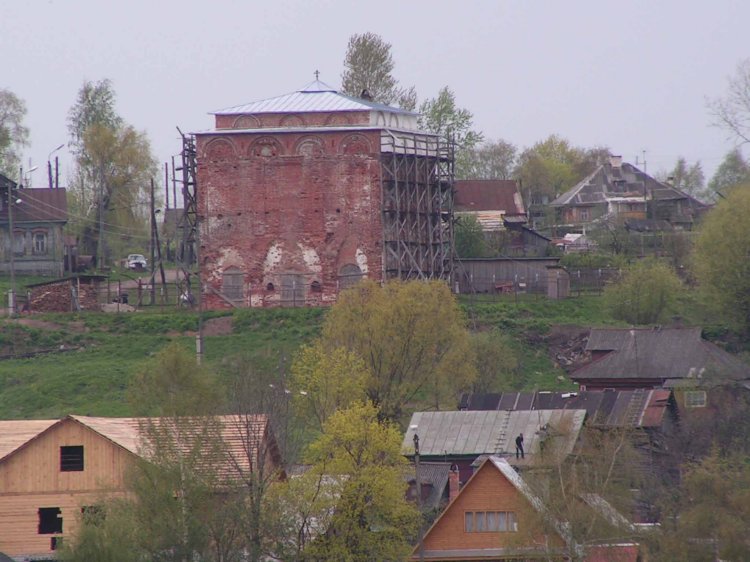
[8,172,24,317]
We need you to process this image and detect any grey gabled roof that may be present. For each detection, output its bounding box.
[213,79,416,116]
[551,161,699,207]
[403,409,586,458]
[574,327,750,383]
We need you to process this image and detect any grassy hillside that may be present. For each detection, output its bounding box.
[2,288,736,421]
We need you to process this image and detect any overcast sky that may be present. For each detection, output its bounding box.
[3,0,748,195]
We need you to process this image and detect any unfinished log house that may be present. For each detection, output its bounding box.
[0,414,281,560]
[192,78,454,308]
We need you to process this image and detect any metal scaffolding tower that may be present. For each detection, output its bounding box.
[174,130,198,287]
[380,132,454,281]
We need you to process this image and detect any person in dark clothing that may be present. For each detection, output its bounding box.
[515,433,524,459]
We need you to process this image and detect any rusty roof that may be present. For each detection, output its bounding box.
[0,187,68,223]
[459,389,674,428]
[575,327,750,384]
[454,179,525,215]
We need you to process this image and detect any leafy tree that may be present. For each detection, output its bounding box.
[67,79,156,264]
[604,259,683,325]
[658,157,708,201]
[320,279,476,421]
[290,340,368,432]
[418,86,483,178]
[0,88,30,176]
[708,58,750,145]
[460,138,518,180]
[708,148,750,196]
[302,401,419,561]
[652,451,750,562]
[693,187,750,335]
[340,32,416,110]
[454,214,489,258]
[67,79,123,156]
[471,330,520,392]
[515,135,608,201]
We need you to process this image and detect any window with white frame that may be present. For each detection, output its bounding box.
[684,390,707,408]
[464,511,517,532]
[33,231,47,255]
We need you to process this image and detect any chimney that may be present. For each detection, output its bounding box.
[449,465,460,502]
[609,155,623,168]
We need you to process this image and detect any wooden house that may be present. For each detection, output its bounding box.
[413,456,642,561]
[570,327,750,392]
[0,414,281,560]
[0,174,68,277]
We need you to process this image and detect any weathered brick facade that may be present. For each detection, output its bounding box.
[195,80,453,309]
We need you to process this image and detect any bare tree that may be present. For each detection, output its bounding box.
[0,88,29,176]
[708,58,750,144]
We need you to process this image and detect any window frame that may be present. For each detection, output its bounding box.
[60,445,84,472]
[464,510,518,533]
[684,390,707,408]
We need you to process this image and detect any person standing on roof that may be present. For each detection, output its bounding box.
[515,433,524,459]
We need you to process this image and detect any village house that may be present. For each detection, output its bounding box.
[0,414,281,561]
[0,173,68,277]
[403,409,586,485]
[454,179,551,257]
[412,455,642,561]
[570,327,750,394]
[194,78,453,309]
[551,155,707,230]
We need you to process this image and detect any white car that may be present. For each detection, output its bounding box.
[126,254,147,270]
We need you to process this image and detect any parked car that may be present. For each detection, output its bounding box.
[126,253,147,270]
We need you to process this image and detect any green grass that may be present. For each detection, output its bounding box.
[0,289,738,420]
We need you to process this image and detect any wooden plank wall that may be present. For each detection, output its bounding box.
[0,420,133,556]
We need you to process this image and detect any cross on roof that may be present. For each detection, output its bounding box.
[314,70,320,80]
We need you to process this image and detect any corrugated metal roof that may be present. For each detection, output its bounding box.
[460,390,673,428]
[213,79,416,116]
[576,328,750,382]
[403,409,585,458]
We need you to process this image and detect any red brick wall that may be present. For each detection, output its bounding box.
[196,128,383,309]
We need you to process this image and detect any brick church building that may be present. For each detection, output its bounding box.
[194,78,454,309]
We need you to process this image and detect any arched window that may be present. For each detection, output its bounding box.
[338,264,363,290]
[222,268,244,301]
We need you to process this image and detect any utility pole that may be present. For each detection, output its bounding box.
[150,178,156,306]
[413,430,425,562]
[97,165,106,270]
[7,169,18,317]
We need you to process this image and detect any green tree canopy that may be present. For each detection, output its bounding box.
[303,401,419,561]
[320,279,476,422]
[514,135,609,201]
[454,214,489,258]
[708,148,750,196]
[693,186,750,335]
[604,259,683,325]
[459,138,518,180]
[0,88,29,176]
[471,330,520,393]
[340,32,416,110]
[67,79,156,263]
[418,86,483,178]
[659,157,708,201]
